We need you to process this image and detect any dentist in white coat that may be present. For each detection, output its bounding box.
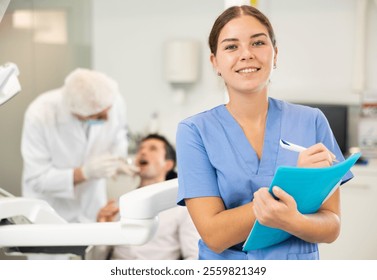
[21,68,134,223]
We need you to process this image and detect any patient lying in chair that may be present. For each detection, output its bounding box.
[86,134,199,260]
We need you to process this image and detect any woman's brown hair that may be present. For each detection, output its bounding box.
[208,5,277,55]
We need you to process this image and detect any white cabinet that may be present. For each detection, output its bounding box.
[319,161,377,259]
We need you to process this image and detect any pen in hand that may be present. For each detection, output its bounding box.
[279,139,339,163]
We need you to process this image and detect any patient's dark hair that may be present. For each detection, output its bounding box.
[140,133,177,180]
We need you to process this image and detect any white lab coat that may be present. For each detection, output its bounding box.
[21,88,128,223]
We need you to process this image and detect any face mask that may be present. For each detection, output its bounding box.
[85,119,106,126]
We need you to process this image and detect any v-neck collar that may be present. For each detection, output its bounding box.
[216,97,282,175]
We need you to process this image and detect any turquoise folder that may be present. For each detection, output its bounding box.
[242,152,361,251]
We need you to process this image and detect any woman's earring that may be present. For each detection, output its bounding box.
[273,64,277,69]
[217,72,222,76]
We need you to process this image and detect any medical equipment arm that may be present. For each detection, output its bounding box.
[0,179,178,247]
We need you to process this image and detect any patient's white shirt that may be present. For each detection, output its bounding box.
[87,206,199,260]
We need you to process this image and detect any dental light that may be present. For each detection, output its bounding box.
[0,62,21,105]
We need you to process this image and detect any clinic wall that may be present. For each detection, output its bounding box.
[1,0,375,196]
[92,0,377,144]
[91,0,226,143]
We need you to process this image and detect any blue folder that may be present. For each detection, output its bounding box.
[242,152,361,251]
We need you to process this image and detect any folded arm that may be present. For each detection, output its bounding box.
[185,196,255,254]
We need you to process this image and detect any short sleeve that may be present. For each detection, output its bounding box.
[176,121,220,206]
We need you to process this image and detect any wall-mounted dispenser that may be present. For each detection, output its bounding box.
[165,40,199,83]
[164,39,200,104]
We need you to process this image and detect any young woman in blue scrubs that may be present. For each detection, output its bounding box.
[176,5,353,260]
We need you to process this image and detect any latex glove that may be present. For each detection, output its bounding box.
[81,155,121,180]
[117,161,140,176]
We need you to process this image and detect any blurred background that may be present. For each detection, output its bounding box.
[0,0,376,259]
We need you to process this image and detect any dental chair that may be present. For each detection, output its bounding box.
[0,179,178,259]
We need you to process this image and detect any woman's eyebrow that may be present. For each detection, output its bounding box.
[220,38,238,44]
[250,33,268,39]
[220,33,268,44]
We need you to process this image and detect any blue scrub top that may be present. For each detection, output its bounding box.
[176,98,353,260]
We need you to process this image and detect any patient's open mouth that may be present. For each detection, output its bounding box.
[139,159,148,166]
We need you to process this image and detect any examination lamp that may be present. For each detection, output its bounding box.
[0,62,21,105]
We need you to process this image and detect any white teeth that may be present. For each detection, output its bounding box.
[238,68,258,73]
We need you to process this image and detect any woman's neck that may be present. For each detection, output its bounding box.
[226,91,269,124]
[226,91,269,159]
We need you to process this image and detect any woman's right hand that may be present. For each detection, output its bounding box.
[297,143,336,168]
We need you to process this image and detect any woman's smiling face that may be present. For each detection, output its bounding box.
[211,15,277,96]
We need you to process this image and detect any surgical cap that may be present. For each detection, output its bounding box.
[63,68,118,117]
